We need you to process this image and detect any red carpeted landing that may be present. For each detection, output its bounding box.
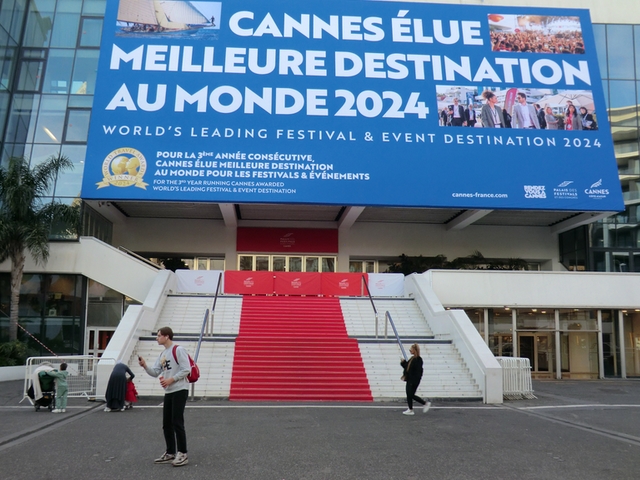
[229,296,372,401]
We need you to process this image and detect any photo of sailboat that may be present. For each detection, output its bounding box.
[117,0,220,34]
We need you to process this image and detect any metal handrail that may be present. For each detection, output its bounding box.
[385,311,408,361]
[361,275,380,337]
[206,272,223,337]
[190,272,222,400]
[117,246,163,269]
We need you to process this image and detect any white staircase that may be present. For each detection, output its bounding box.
[127,295,482,401]
[341,297,482,400]
[130,295,241,397]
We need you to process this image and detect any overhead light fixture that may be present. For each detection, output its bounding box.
[43,127,59,142]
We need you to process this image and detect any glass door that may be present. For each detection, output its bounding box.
[519,333,553,377]
[86,327,115,357]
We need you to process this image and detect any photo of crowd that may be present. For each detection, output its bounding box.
[489,14,585,54]
[437,87,597,131]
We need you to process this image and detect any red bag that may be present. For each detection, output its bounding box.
[172,345,200,383]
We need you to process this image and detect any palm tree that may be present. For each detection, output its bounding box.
[0,155,78,341]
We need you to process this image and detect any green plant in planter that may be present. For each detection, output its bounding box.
[0,340,37,366]
[386,251,528,275]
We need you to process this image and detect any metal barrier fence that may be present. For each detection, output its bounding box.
[22,356,115,405]
[496,357,536,400]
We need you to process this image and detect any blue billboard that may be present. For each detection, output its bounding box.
[81,0,624,211]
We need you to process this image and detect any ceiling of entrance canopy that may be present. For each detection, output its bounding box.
[88,200,606,230]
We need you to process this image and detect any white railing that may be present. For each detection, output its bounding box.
[496,357,536,400]
[22,356,115,405]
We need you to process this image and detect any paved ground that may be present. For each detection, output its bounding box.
[2,379,640,479]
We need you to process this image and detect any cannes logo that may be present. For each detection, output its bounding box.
[585,179,609,196]
[338,279,350,289]
[291,278,302,288]
[243,277,254,287]
[557,181,573,187]
[194,276,205,286]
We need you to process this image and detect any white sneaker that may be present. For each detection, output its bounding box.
[104,407,111,412]
[172,452,188,467]
[423,401,431,413]
[61,409,66,413]
[51,409,61,413]
[402,409,415,416]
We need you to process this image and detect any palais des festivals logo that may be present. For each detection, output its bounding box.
[97,147,148,189]
[554,181,578,200]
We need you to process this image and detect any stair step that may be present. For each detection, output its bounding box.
[230,296,373,402]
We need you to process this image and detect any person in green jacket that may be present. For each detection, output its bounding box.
[47,363,69,413]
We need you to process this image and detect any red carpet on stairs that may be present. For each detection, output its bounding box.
[229,296,373,401]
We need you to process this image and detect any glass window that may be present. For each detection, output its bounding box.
[601,310,619,376]
[255,256,269,271]
[559,309,598,331]
[609,80,636,111]
[50,11,80,48]
[321,257,335,272]
[30,143,61,168]
[488,308,513,356]
[305,257,319,272]
[607,25,635,79]
[182,259,194,269]
[636,26,640,80]
[0,92,9,137]
[5,94,40,145]
[79,17,103,47]
[196,258,208,270]
[516,308,554,330]
[42,49,74,94]
[56,144,85,197]
[23,0,56,47]
[83,0,107,16]
[239,256,253,271]
[71,49,99,94]
[592,251,606,271]
[0,273,9,340]
[19,274,43,316]
[289,257,302,272]
[273,256,286,271]
[349,261,363,273]
[49,197,80,240]
[64,108,90,142]
[0,0,28,42]
[592,24,607,78]
[601,79,609,110]
[34,95,67,143]
[0,46,16,91]
[622,310,640,376]
[464,308,485,337]
[210,258,224,270]
[87,279,123,327]
[17,52,45,92]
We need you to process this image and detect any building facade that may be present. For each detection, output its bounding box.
[1,0,640,378]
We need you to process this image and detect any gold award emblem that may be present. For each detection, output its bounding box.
[96,147,148,189]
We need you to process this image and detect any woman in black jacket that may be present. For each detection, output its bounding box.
[579,107,597,130]
[400,344,430,415]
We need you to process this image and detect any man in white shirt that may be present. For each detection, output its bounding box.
[512,92,540,129]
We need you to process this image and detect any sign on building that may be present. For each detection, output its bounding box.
[81,0,623,211]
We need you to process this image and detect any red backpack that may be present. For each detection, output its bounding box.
[172,345,200,383]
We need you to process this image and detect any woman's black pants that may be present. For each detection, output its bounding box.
[406,381,426,410]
